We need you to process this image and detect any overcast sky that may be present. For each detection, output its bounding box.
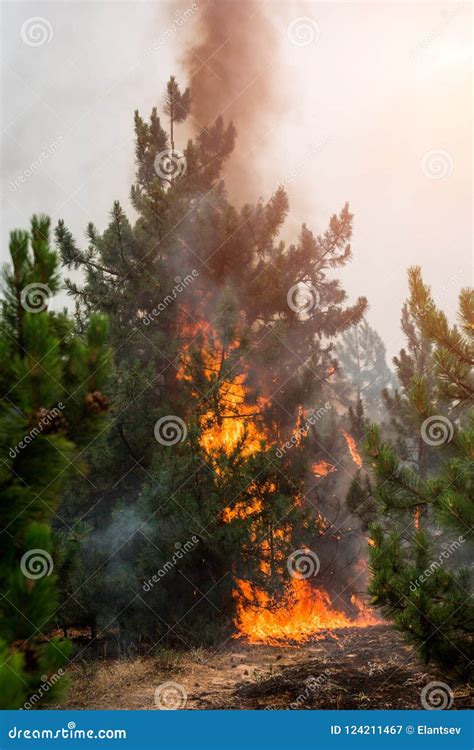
[1,0,472,359]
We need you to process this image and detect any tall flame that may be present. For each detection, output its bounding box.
[414,507,421,530]
[342,430,363,468]
[180,317,378,644]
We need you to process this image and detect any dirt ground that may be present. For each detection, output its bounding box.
[52,625,471,710]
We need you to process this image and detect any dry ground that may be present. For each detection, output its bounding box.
[52,625,471,710]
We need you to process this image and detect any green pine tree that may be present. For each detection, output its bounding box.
[0,215,111,708]
[336,318,395,419]
[364,267,473,679]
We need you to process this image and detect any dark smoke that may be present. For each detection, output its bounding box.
[183,0,284,202]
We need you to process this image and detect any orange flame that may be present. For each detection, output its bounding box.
[414,507,421,530]
[234,578,379,644]
[291,404,308,445]
[342,430,363,468]
[312,459,337,477]
[222,498,263,523]
[178,317,268,461]
[179,314,378,643]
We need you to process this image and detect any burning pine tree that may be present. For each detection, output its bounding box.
[55,78,377,646]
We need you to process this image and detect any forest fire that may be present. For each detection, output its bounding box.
[312,460,337,477]
[178,317,269,460]
[342,430,363,468]
[222,497,263,523]
[233,578,380,645]
[2,0,470,716]
[182,325,378,645]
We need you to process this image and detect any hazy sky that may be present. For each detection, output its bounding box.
[1,0,472,359]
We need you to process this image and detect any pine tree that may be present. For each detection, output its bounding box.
[364,267,473,678]
[0,216,111,708]
[336,317,395,420]
[55,77,368,643]
[164,76,191,153]
[382,290,440,480]
[345,471,376,531]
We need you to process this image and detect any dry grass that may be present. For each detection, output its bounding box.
[51,626,471,710]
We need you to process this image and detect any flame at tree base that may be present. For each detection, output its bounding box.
[234,578,380,645]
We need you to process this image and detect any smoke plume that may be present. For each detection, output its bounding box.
[183,0,284,202]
